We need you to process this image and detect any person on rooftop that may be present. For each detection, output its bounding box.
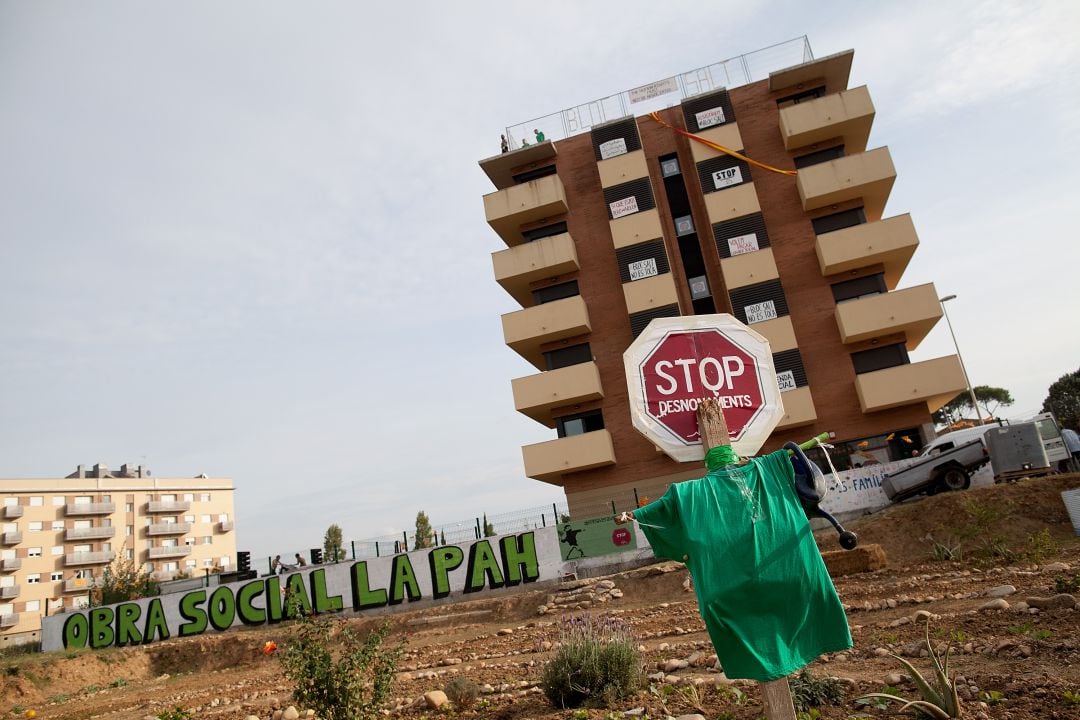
[534,128,545,143]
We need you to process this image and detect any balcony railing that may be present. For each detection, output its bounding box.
[65,502,116,516]
[834,283,942,350]
[2,506,22,519]
[147,522,192,536]
[512,362,604,428]
[63,577,98,593]
[65,526,116,542]
[217,521,234,533]
[0,585,20,600]
[815,214,919,288]
[491,232,579,307]
[483,174,568,246]
[0,614,19,628]
[501,295,591,370]
[522,429,617,484]
[0,558,21,572]
[775,386,818,430]
[1,532,22,546]
[64,551,115,566]
[146,501,191,514]
[854,355,967,413]
[779,85,874,153]
[796,147,896,222]
[149,546,192,559]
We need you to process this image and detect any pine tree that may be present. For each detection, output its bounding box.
[414,511,434,549]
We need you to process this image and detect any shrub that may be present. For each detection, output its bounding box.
[1026,528,1057,562]
[540,614,640,709]
[444,676,481,710]
[1054,573,1080,594]
[280,613,403,720]
[789,669,845,712]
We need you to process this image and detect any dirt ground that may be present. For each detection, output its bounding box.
[3,475,1079,720]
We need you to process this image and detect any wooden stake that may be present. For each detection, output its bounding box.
[695,397,797,720]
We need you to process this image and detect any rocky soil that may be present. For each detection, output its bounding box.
[2,475,1079,720]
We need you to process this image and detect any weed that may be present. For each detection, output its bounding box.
[796,711,821,720]
[931,539,963,562]
[443,676,480,711]
[789,669,845,712]
[10,707,24,716]
[4,665,16,677]
[1054,574,1080,594]
[854,687,898,711]
[949,630,968,644]
[677,682,707,712]
[880,632,899,645]
[82,684,100,695]
[540,614,639,709]
[1063,690,1080,705]
[1032,629,1053,641]
[155,709,192,720]
[648,683,674,716]
[858,619,961,718]
[571,710,588,720]
[715,713,736,720]
[1009,620,1034,635]
[50,695,68,704]
[109,678,128,688]
[1026,529,1057,562]
[980,690,1004,705]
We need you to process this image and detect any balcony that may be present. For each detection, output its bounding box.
[623,273,679,315]
[64,551,115,567]
[492,232,580,307]
[0,614,19,628]
[149,546,192,559]
[1,532,22,546]
[719,247,780,291]
[2,506,22,519]
[751,315,798,353]
[0,585,19,600]
[502,295,591,370]
[147,522,192,536]
[483,174,568,246]
[855,355,967,413]
[796,147,896,221]
[770,49,854,95]
[522,430,616,484]
[835,283,942,350]
[479,140,557,190]
[597,149,649,188]
[65,526,116,542]
[774,386,818,430]
[779,85,874,154]
[703,183,761,226]
[688,123,744,163]
[146,500,191,514]
[218,521,234,533]
[815,214,919,288]
[65,502,115,516]
[64,577,97,593]
[610,208,664,250]
[1,559,20,572]
[512,362,604,428]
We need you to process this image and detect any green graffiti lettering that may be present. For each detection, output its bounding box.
[115,603,142,646]
[350,561,387,611]
[143,598,170,643]
[179,590,208,637]
[208,586,236,630]
[309,569,343,613]
[62,613,88,649]
[265,576,284,624]
[236,581,267,625]
[90,607,115,649]
[389,554,421,605]
[428,546,464,599]
[500,532,540,586]
[464,540,504,594]
[284,573,312,618]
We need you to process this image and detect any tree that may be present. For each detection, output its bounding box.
[413,511,433,549]
[92,547,159,606]
[323,524,344,563]
[1043,367,1080,431]
[482,513,496,538]
[972,385,1014,419]
[932,385,1014,427]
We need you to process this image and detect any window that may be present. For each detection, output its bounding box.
[183,493,194,502]
[520,221,568,243]
[556,410,605,438]
[73,520,91,530]
[50,572,63,582]
[184,538,195,546]
[28,522,42,532]
[851,343,910,374]
[200,493,211,502]
[161,539,177,548]
[26,574,39,584]
[25,600,39,612]
[124,503,132,512]
[52,496,65,506]
[185,559,197,569]
[203,559,213,568]
[202,536,212,545]
[2,498,15,507]
[811,207,866,235]
[220,556,230,567]
[162,562,177,572]
[125,526,133,536]
[143,563,153,573]
[161,494,175,502]
[74,496,91,505]
[161,516,177,525]
[51,521,64,531]
[729,279,790,325]
[776,86,825,108]
[125,549,133,560]
[1,523,14,533]
[543,343,592,371]
[831,273,886,303]
[29,497,42,507]
[201,515,211,524]
[794,145,844,169]
[217,513,229,523]
[511,164,557,184]
[50,547,63,556]
[146,540,153,550]
[27,547,41,557]
[74,544,90,553]
[532,280,579,305]
[102,543,111,552]
[184,516,195,523]
[101,495,110,502]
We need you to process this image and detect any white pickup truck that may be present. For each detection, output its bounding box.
[882,426,993,502]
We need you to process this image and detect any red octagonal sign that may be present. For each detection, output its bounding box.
[623,315,784,462]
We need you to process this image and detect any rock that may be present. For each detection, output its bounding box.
[623,708,646,717]
[647,671,665,682]
[497,628,514,636]
[597,579,616,589]
[1026,594,1078,610]
[661,659,686,672]
[675,715,707,720]
[889,617,911,627]
[874,647,890,657]
[424,690,448,709]
[1020,645,1033,657]
[246,716,261,720]
[610,588,624,598]
[886,598,897,608]
[664,674,680,685]
[537,605,547,615]
[1013,601,1029,612]
[540,640,552,651]
[980,598,1010,611]
[986,585,1017,597]
[282,707,300,720]
[658,642,670,651]
[885,673,904,686]
[994,638,1017,654]
[272,711,283,720]
[1043,562,1070,572]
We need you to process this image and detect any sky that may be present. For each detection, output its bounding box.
[1,1,1078,559]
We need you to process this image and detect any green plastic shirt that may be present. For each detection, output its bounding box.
[633,448,851,681]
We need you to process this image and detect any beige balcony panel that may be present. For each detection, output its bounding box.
[796,147,896,221]
[149,546,192,559]
[688,123,745,163]
[597,150,649,188]
[1,531,22,545]
[816,214,919,288]
[703,184,761,226]
[64,526,116,541]
[719,247,780,291]
[770,49,854,94]
[780,85,874,153]
[1,558,21,572]
[483,174,568,246]
[623,272,680,315]
[610,208,664,250]
[218,521,234,532]
[0,613,19,628]
[147,522,192,536]
[501,295,591,370]
[0,585,19,600]
[774,386,818,430]
[478,141,557,189]
[512,362,604,428]
[855,355,967,413]
[751,315,798,353]
[835,283,942,350]
[65,551,115,566]
[64,577,98,593]
[2,506,23,519]
[147,500,191,513]
[65,502,116,516]
[522,430,616,484]
[492,232,579,306]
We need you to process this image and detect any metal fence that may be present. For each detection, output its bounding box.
[504,36,813,148]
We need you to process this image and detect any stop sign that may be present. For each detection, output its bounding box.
[623,315,784,462]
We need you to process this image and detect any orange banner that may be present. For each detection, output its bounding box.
[648,112,797,176]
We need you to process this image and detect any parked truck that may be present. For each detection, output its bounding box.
[882,426,993,502]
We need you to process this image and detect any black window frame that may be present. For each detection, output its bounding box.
[851,343,910,375]
[556,409,605,438]
[543,343,593,371]
[811,207,866,235]
[532,280,580,306]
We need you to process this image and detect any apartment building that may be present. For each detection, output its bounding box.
[0,463,236,645]
[480,43,968,515]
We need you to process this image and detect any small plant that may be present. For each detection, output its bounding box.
[931,539,963,561]
[796,710,822,720]
[443,676,480,711]
[155,709,191,720]
[949,629,968,644]
[1026,528,1057,562]
[50,695,68,704]
[647,682,674,715]
[1009,620,1034,635]
[540,614,639,709]
[1055,573,1080,594]
[571,710,588,720]
[1063,689,1080,705]
[109,678,128,688]
[82,684,100,694]
[880,632,900,645]
[858,620,961,718]
[980,690,1004,705]
[790,670,845,712]
[678,682,707,712]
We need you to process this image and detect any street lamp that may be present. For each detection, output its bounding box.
[939,294,982,425]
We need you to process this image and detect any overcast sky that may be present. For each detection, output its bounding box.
[2,1,1078,559]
